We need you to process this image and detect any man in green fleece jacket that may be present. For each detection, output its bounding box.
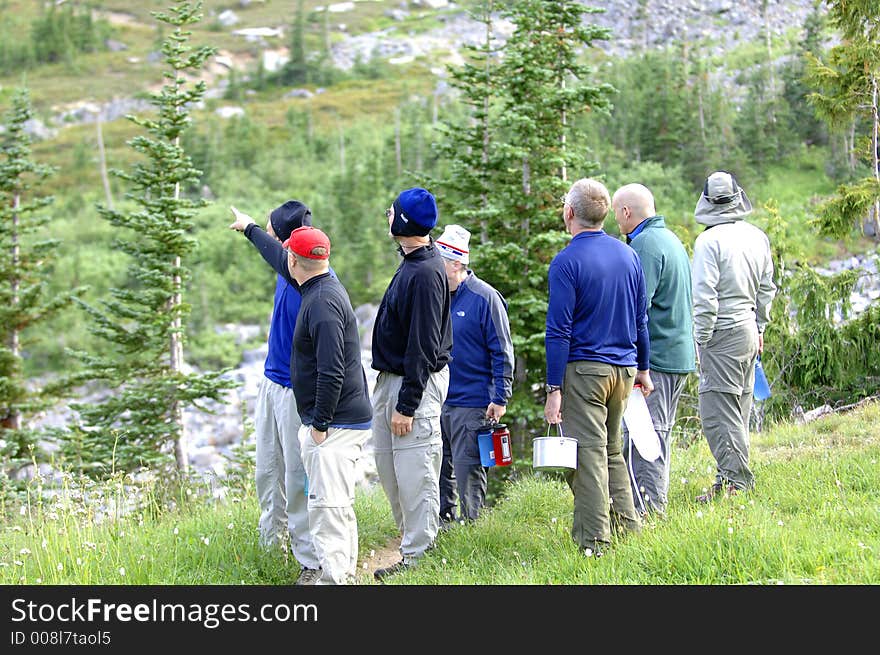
[612,183,696,515]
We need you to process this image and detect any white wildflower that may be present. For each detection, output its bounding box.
[76,558,83,566]
[727,527,734,534]
[118,567,126,577]
[35,578,42,583]
[14,560,23,566]
[369,549,375,558]
[777,520,784,527]
[19,506,26,516]
[680,477,688,485]
[696,510,703,519]
[202,536,210,546]
[362,562,368,569]
[442,558,447,565]
[173,527,179,535]
[227,522,234,530]
[41,539,48,550]
[551,517,557,524]
[584,548,594,558]
[19,548,31,556]
[57,563,63,571]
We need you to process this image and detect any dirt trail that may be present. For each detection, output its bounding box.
[356,535,401,583]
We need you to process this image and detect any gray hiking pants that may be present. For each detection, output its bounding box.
[373,368,449,563]
[254,377,318,568]
[622,370,688,515]
[697,323,759,490]
[440,405,489,521]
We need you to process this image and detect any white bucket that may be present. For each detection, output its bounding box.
[532,424,577,471]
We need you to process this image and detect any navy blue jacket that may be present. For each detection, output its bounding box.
[545,230,650,386]
[446,272,514,408]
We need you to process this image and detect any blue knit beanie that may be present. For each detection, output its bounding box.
[390,187,438,237]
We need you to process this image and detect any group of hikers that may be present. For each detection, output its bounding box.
[227,168,776,584]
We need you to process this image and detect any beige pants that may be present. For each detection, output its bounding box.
[254,377,318,568]
[299,424,371,585]
[372,368,449,563]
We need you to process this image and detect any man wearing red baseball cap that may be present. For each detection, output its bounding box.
[282,225,372,585]
[230,215,372,585]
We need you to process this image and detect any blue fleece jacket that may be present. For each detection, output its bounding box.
[545,230,650,386]
[446,272,514,408]
[263,275,301,388]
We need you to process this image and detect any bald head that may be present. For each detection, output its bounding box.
[612,183,656,236]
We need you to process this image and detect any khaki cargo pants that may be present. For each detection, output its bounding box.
[561,360,642,549]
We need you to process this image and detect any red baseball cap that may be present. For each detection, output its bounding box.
[283,226,331,260]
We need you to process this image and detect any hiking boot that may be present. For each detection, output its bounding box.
[373,560,411,581]
[583,540,607,559]
[295,567,322,585]
[695,482,724,503]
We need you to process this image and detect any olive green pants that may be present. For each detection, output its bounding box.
[561,361,642,549]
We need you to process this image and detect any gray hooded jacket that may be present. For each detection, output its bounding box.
[691,172,777,346]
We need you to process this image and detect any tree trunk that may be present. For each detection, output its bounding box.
[394,108,402,176]
[338,123,346,174]
[96,115,114,210]
[871,74,879,238]
[171,122,188,472]
[8,193,21,432]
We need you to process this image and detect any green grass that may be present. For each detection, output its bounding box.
[380,401,880,585]
[0,472,395,585]
[2,402,878,585]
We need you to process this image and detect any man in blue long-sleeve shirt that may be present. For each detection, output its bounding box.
[544,178,653,557]
[435,224,514,524]
[228,200,319,584]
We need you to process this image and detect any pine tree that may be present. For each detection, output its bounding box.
[431,0,504,244]
[0,89,81,476]
[65,2,234,478]
[806,0,880,238]
[492,0,613,428]
[282,0,308,86]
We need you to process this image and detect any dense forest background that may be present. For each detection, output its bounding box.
[1,0,878,486]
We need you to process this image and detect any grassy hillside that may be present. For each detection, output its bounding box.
[3,401,877,585]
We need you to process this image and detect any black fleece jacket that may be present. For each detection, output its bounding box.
[371,239,452,416]
[243,224,370,430]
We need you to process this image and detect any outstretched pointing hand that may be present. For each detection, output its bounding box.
[229,205,255,232]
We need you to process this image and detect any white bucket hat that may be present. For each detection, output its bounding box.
[436,224,471,264]
[694,171,753,226]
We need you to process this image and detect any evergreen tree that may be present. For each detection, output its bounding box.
[65,2,234,478]
[806,0,880,238]
[431,0,505,244]
[281,0,308,86]
[0,89,81,476]
[490,0,613,430]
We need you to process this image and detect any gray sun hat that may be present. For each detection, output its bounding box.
[694,171,753,226]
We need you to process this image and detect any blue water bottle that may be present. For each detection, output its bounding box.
[754,356,771,401]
